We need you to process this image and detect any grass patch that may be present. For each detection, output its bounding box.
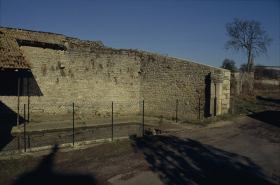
[216,113,239,120]
[234,99,262,114]
[0,156,40,184]
[84,156,99,162]
[234,95,279,114]
[254,82,279,91]
[186,93,279,126]
[20,155,36,160]
[67,151,83,156]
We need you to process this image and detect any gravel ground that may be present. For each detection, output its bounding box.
[2,100,280,185]
[102,112,280,185]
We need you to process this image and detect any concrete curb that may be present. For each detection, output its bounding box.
[0,136,129,156]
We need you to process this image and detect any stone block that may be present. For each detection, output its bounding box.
[226,93,230,99]
[223,85,227,90]
[221,109,229,114]
[223,76,230,80]
[214,69,222,74]
[222,90,230,94]
[222,99,230,105]
[221,104,229,109]
[224,71,230,77]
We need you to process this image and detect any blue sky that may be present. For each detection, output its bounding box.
[1,0,279,68]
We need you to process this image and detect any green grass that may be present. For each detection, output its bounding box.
[84,156,99,162]
[234,99,261,114]
[20,155,35,160]
[0,157,33,184]
[234,96,279,114]
[67,151,83,156]
[187,93,279,126]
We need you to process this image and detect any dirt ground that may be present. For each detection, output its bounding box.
[1,92,280,185]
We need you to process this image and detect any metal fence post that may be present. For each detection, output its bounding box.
[28,96,30,123]
[17,136,20,150]
[112,102,114,141]
[176,99,178,123]
[27,77,30,123]
[199,98,201,119]
[73,102,74,146]
[143,100,144,136]
[214,97,217,116]
[24,104,26,152]
[28,135,30,148]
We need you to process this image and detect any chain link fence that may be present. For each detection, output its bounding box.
[0,99,207,154]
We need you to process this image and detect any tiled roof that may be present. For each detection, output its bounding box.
[0,27,67,45]
[0,30,31,69]
[0,27,105,69]
[0,27,67,69]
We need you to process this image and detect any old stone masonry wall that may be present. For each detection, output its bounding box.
[139,52,230,120]
[0,28,230,123]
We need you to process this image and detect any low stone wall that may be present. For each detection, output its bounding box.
[2,123,143,152]
[255,79,279,86]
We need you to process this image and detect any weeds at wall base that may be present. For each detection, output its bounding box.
[185,93,279,126]
[0,136,131,157]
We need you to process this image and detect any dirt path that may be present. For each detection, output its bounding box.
[2,93,280,185]
[100,113,280,185]
[4,109,278,185]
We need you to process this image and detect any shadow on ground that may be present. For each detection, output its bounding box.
[248,110,280,128]
[132,135,275,185]
[257,95,280,104]
[12,145,97,185]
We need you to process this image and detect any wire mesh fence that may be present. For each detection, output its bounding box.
[0,99,207,154]
[0,101,143,153]
[0,101,23,152]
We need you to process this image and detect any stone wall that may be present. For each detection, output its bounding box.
[139,52,230,120]
[255,79,280,86]
[231,72,254,95]
[1,31,231,123]
[1,40,142,122]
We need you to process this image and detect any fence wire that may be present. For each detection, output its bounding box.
[0,99,201,153]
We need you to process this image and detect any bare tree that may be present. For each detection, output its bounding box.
[239,63,248,72]
[220,59,237,72]
[224,18,273,72]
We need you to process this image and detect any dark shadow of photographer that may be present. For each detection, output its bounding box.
[12,145,97,185]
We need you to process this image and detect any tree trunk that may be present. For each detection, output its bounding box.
[247,49,251,72]
[250,55,254,72]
